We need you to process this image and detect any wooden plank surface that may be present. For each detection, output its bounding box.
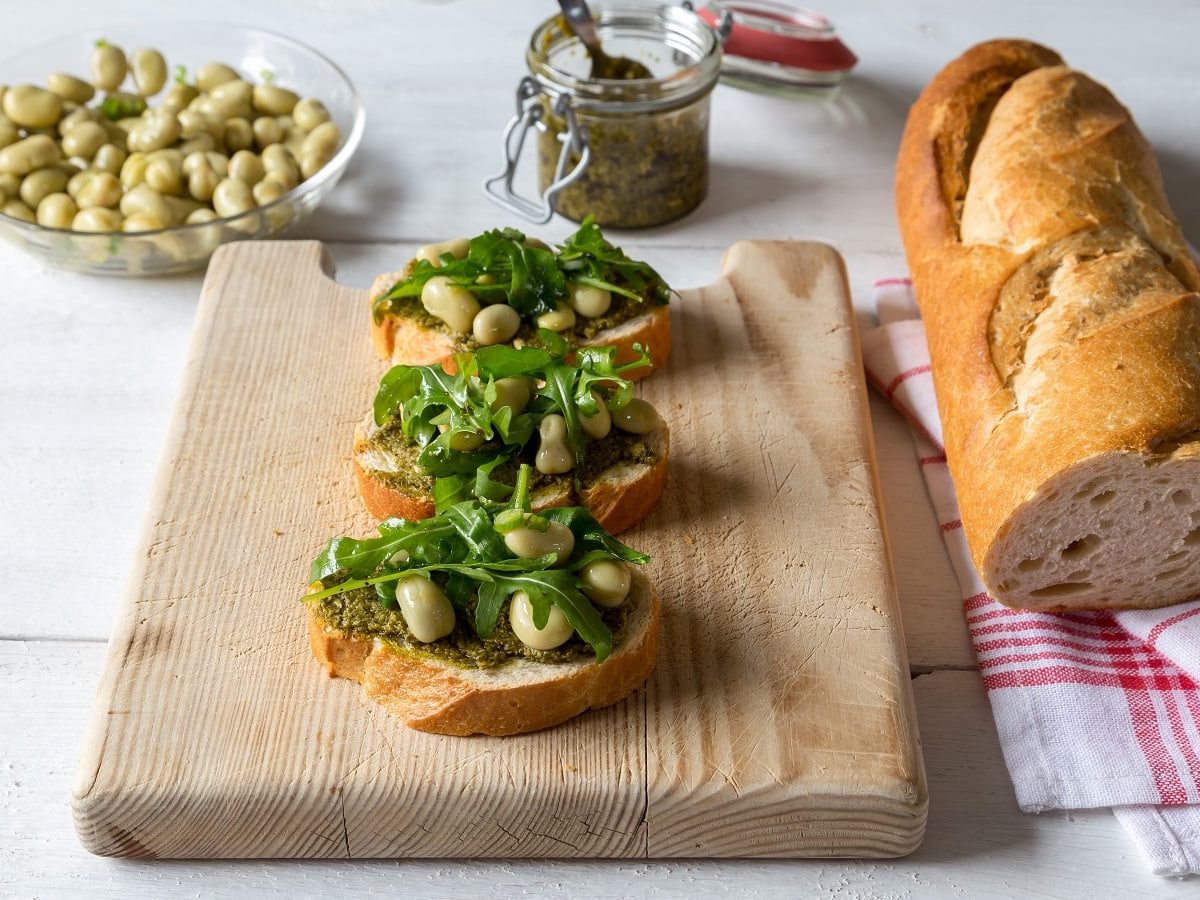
[71,239,925,859]
[14,644,1178,897]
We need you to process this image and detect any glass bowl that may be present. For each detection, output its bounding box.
[0,22,364,276]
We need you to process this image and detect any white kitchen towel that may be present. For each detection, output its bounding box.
[861,277,1200,877]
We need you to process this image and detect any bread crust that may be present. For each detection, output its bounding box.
[353,420,669,534]
[369,266,670,380]
[896,40,1200,611]
[307,571,660,736]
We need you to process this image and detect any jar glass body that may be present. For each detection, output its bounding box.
[527,5,720,229]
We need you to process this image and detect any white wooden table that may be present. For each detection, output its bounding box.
[3,1,1197,896]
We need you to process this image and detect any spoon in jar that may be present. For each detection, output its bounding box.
[557,0,654,80]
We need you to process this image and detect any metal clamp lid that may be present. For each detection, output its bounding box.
[482,77,592,224]
[697,1,856,70]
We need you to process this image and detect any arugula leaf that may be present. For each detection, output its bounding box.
[491,570,613,662]
[443,500,509,560]
[370,335,648,500]
[443,572,477,612]
[555,215,672,307]
[474,580,508,637]
[541,507,650,564]
[573,344,650,414]
[434,456,513,513]
[372,219,671,326]
[539,359,588,473]
[305,489,646,662]
[474,344,552,379]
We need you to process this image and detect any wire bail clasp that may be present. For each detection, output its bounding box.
[482,77,591,224]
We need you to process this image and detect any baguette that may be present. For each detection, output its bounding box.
[369,265,671,380]
[309,569,660,736]
[897,39,1200,611]
[354,412,670,535]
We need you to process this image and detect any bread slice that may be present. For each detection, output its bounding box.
[369,266,671,380]
[307,569,660,736]
[353,414,670,534]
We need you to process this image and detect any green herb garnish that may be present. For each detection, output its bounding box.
[372,215,671,325]
[374,338,649,506]
[100,93,147,120]
[305,476,648,661]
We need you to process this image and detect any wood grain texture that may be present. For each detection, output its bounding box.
[634,243,926,856]
[72,239,925,859]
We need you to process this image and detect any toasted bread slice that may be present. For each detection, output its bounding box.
[353,414,669,534]
[308,570,660,736]
[369,266,671,380]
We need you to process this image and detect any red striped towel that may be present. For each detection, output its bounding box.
[861,278,1200,877]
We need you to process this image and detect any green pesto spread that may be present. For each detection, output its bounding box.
[363,415,660,499]
[317,583,633,669]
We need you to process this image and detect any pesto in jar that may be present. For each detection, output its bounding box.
[518,4,722,229]
[538,96,711,228]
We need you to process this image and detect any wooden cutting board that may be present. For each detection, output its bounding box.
[72,239,927,859]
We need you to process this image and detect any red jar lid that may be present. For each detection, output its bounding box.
[696,1,857,94]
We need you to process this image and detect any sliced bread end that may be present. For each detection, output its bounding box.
[984,445,1200,610]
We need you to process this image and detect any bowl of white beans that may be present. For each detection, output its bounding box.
[0,23,364,275]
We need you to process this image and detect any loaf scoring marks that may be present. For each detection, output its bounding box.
[988,227,1189,388]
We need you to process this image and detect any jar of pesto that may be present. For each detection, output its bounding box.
[484,4,721,229]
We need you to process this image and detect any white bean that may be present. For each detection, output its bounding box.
[397,575,456,643]
[578,389,612,440]
[416,237,470,267]
[92,143,126,175]
[91,43,128,92]
[567,282,612,318]
[36,192,77,228]
[536,302,576,333]
[252,83,299,116]
[212,177,254,217]
[61,121,108,159]
[509,591,573,650]
[19,167,69,208]
[421,275,480,333]
[578,559,630,608]
[472,304,521,346]
[71,206,122,232]
[292,97,330,132]
[0,134,60,176]
[503,518,575,564]
[611,397,658,434]
[196,62,239,93]
[535,414,574,474]
[490,377,531,415]
[227,149,264,185]
[131,48,167,96]
[2,198,35,222]
[75,171,122,209]
[47,73,95,105]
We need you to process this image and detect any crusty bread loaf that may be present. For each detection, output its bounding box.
[897,39,1200,611]
[308,569,660,736]
[353,412,670,534]
[369,266,671,380]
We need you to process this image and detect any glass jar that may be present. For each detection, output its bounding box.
[484,4,721,229]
